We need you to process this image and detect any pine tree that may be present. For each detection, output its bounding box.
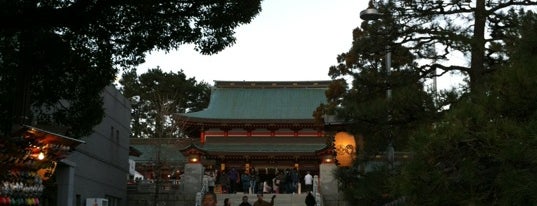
[120,68,210,139]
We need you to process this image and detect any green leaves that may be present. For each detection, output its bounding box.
[0,0,261,137]
[326,2,537,205]
[119,68,210,139]
[397,13,537,205]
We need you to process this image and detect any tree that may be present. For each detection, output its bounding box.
[120,68,210,139]
[0,0,262,137]
[321,0,537,203]
[321,12,443,203]
[382,0,537,91]
[397,13,537,204]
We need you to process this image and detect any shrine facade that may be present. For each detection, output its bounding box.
[176,80,334,176]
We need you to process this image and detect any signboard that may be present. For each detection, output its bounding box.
[129,159,135,175]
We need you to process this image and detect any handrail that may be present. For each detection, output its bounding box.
[313,175,321,206]
[195,192,202,206]
[195,170,208,206]
[313,175,319,194]
[315,192,322,206]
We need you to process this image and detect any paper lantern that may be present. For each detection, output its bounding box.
[334,132,356,167]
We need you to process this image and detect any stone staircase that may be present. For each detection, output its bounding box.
[217,193,313,206]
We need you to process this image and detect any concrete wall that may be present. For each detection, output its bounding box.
[319,163,351,206]
[127,188,195,206]
[64,85,131,206]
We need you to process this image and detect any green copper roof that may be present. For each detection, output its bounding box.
[180,81,329,120]
[130,144,187,164]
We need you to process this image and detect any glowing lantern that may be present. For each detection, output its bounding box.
[188,154,199,163]
[334,132,356,167]
[37,152,45,160]
[323,155,334,163]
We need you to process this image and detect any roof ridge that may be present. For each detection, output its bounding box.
[214,80,331,88]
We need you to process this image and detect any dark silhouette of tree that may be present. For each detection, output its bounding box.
[0,0,261,137]
[120,68,210,139]
[320,0,537,204]
[398,13,537,204]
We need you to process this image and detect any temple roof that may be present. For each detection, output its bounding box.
[129,138,195,165]
[177,80,330,121]
[130,144,187,165]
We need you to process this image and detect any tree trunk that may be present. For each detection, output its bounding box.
[469,0,487,92]
[10,29,35,135]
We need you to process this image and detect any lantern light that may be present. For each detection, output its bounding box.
[334,132,357,167]
[323,156,333,163]
[38,152,45,160]
[188,154,200,163]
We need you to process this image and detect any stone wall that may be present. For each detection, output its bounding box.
[127,182,196,206]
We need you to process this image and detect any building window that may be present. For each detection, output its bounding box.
[105,195,120,206]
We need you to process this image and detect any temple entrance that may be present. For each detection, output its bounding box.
[209,159,320,194]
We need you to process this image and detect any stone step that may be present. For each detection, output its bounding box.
[217,193,313,206]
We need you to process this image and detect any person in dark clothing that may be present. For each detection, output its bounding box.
[227,168,239,193]
[291,168,299,193]
[253,193,275,206]
[305,192,316,206]
[241,172,251,194]
[250,168,258,194]
[219,170,230,194]
[223,198,231,206]
[238,195,252,206]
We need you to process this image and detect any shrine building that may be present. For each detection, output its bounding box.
[175,80,335,176]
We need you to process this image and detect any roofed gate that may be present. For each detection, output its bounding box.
[176,81,334,176]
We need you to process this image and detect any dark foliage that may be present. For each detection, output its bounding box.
[120,68,210,139]
[0,0,261,137]
[322,1,537,204]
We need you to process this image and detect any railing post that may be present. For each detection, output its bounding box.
[196,175,208,206]
[315,193,322,206]
[203,176,208,193]
[313,175,319,194]
[195,192,202,206]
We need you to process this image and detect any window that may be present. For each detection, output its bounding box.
[105,195,120,206]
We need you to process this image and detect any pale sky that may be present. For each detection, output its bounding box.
[138,0,464,89]
[138,0,364,84]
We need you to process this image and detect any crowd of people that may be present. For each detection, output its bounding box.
[202,192,278,206]
[202,191,316,206]
[201,167,317,206]
[204,167,315,195]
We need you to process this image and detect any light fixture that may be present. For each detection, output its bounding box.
[334,132,356,167]
[360,0,395,170]
[188,154,199,163]
[360,0,383,21]
[323,155,334,163]
[38,152,45,160]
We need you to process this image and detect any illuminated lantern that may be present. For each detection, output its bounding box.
[323,155,334,163]
[188,154,200,163]
[37,152,45,160]
[334,132,356,167]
